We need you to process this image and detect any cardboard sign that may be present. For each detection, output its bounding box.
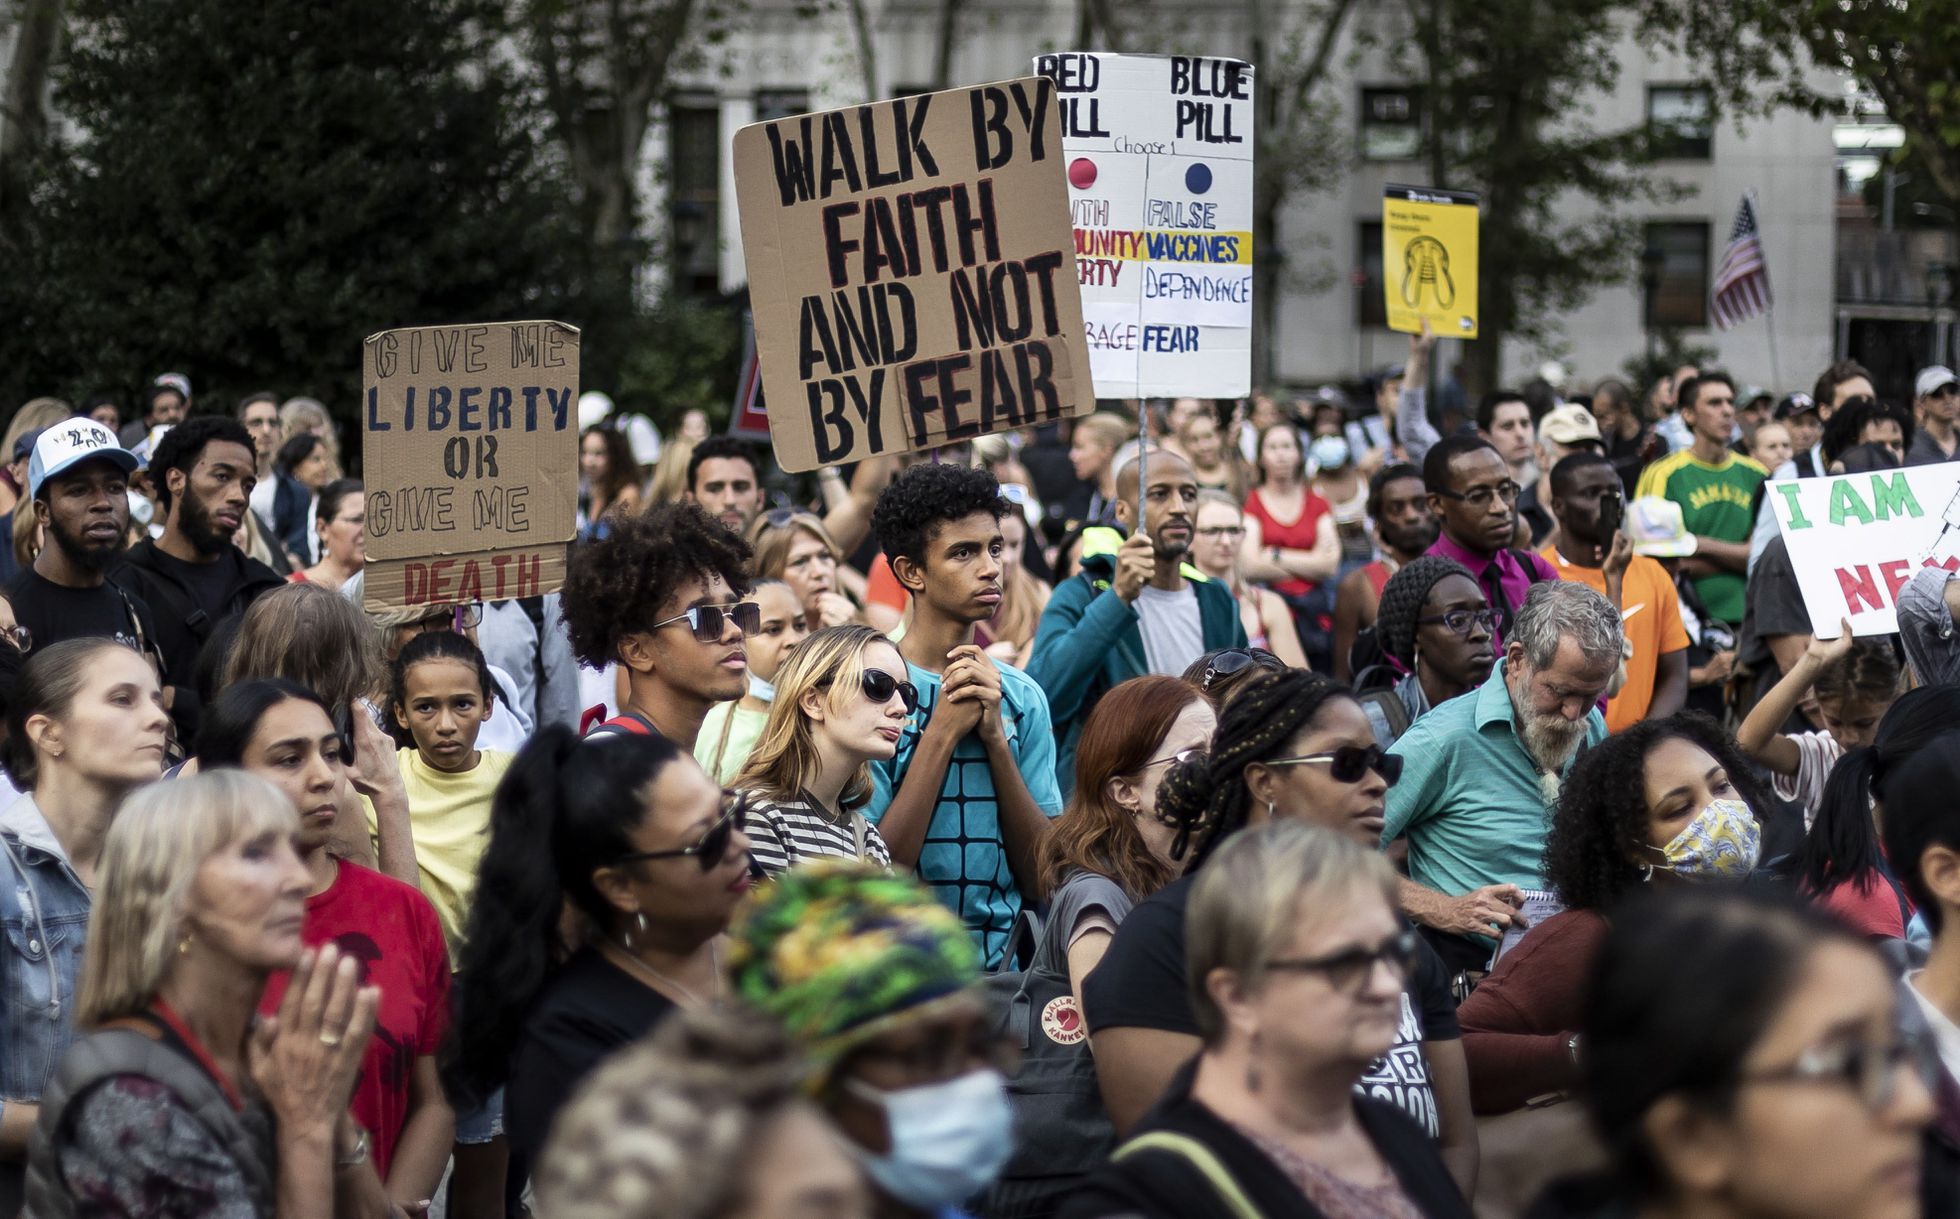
[1383,185,1479,338]
[361,320,580,611]
[734,78,1091,473]
[1035,52,1256,398]
[1765,462,1960,636]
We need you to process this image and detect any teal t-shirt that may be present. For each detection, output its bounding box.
[867,658,1064,967]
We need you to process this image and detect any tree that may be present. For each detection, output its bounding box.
[0,0,583,423]
[1378,0,1688,395]
[0,0,64,220]
[1647,0,1960,206]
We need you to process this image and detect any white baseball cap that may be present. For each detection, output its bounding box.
[1916,366,1958,399]
[1626,496,1698,558]
[28,419,139,498]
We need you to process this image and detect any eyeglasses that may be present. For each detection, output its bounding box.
[649,601,761,642]
[1195,526,1245,541]
[616,791,750,872]
[1742,1030,1940,1115]
[1416,607,1499,638]
[1432,480,1521,509]
[857,667,920,714]
[1262,744,1403,787]
[1267,928,1420,993]
[1199,648,1286,693]
[0,625,29,653]
[412,605,480,635]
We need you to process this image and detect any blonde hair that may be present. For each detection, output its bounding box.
[226,581,386,707]
[1074,412,1135,454]
[734,624,888,812]
[647,437,696,506]
[534,1006,808,1219]
[12,501,40,571]
[279,397,343,479]
[77,770,299,1027]
[1185,821,1398,1043]
[3,397,72,465]
[747,512,841,583]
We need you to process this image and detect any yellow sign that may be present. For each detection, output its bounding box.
[1383,185,1479,339]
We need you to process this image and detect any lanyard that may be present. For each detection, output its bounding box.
[149,998,245,1111]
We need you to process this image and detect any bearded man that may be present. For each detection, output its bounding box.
[1380,580,1621,972]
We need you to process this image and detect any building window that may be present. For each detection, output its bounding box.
[1647,85,1713,159]
[668,96,721,296]
[1644,221,1711,329]
[1359,220,1386,327]
[755,90,808,123]
[1360,87,1422,162]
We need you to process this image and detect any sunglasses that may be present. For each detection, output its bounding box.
[1267,928,1420,993]
[1262,744,1403,786]
[617,791,750,872]
[1141,746,1203,771]
[856,667,920,714]
[650,601,761,643]
[1199,648,1286,692]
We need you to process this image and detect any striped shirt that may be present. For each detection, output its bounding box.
[741,790,892,876]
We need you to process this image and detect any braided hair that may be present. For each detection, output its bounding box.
[1155,669,1356,871]
[1375,555,1474,669]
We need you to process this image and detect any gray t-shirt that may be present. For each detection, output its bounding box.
[1135,583,1204,676]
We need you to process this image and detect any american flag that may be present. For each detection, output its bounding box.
[1710,194,1771,330]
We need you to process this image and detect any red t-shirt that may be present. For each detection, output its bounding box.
[260,862,450,1178]
[1242,487,1333,598]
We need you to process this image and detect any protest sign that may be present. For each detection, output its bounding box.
[1383,185,1480,339]
[361,320,579,611]
[734,78,1090,473]
[1765,461,1960,636]
[1035,52,1255,398]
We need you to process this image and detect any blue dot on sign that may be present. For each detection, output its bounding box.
[1185,163,1213,194]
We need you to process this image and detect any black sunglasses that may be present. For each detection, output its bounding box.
[859,667,920,714]
[1262,743,1403,787]
[649,601,761,643]
[1199,648,1286,692]
[1267,928,1420,993]
[617,791,750,872]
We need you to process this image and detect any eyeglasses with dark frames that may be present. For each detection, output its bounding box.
[1416,607,1498,638]
[1741,1028,1942,1115]
[649,601,762,643]
[616,791,750,872]
[1266,928,1420,993]
[1261,743,1403,787]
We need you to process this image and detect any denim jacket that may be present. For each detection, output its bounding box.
[0,794,90,1123]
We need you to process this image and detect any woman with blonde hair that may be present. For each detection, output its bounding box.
[0,399,71,518]
[749,510,860,629]
[1068,820,1473,1219]
[535,1006,868,1219]
[280,396,343,480]
[733,624,909,874]
[24,771,390,1216]
[646,437,695,506]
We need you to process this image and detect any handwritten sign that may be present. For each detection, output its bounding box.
[1765,461,1960,636]
[1383,185,1480,338]
[1034,52,1255,398]
[733,78,1090,472]
[361,320,580,611]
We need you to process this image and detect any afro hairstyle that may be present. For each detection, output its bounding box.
[870,462,1008,578]
[560,502,752,667]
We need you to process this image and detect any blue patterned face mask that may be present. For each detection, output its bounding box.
[1652,798,1761,879]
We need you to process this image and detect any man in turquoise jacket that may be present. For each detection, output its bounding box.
[1030,449,1247,793]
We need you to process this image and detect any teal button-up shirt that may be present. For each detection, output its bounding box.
[1380,659,1607,897]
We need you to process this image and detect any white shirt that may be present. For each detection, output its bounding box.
[1908,972,1960,1084]
[1135,583,1204,676]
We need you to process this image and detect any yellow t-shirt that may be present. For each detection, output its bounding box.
[372,746,515,962]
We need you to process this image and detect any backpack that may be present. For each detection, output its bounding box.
[975,874,1129,1219]
[585,712,658,739]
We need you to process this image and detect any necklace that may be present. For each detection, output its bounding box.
[607,938,720,1007]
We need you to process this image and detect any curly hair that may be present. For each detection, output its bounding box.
[870,462,1008,576]
[1153,669,1356,871]
[533,1006,810,1219]
[560,502,752,667]
[1038,675,1209,900]
[1544,712,1774,913]
[685,435,760,494]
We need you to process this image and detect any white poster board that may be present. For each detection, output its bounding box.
[1034,52,1255,398]
[1765,461,1960,636]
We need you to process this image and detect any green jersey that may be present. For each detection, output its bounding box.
[1636,449,1767,624]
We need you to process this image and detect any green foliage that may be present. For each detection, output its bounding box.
[1370,0,1690,393]
[609,293,745,431]
[0,0,588,434]
[1621,330,1718,395]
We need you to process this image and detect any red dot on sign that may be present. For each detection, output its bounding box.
[1068,158,1098,190]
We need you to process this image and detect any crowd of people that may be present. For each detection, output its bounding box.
[1,343,1958,1219]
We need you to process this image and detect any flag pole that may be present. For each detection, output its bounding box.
[1753,190,1781,388]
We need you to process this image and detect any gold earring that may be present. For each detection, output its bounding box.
[177,932,192,956]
